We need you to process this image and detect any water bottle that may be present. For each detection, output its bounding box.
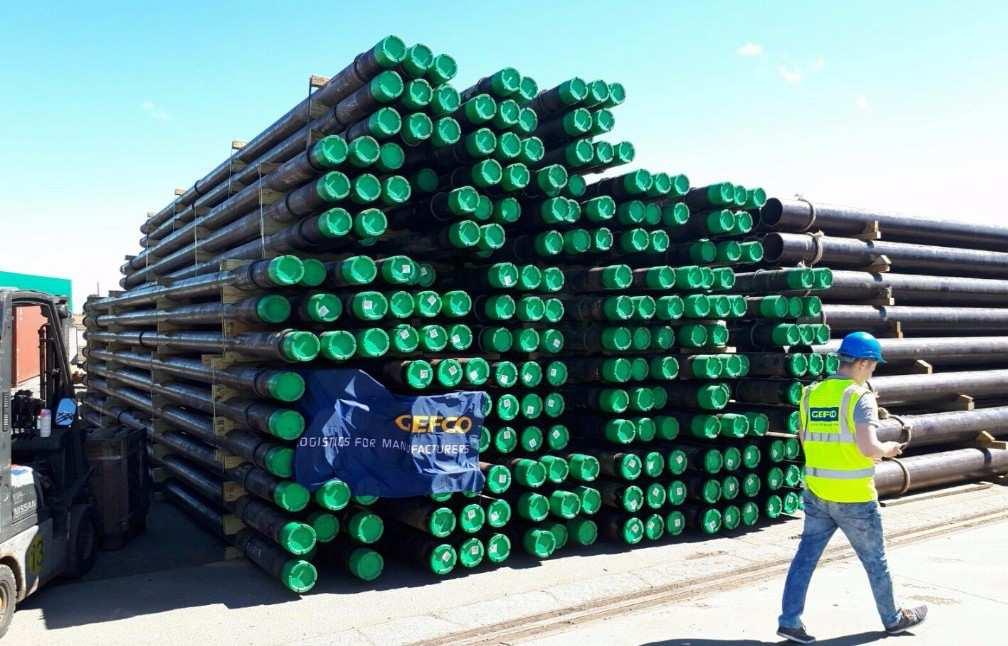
[38,409,52,438]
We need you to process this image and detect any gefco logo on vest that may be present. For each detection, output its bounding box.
[394,414,473,434]
[809,407,839,422]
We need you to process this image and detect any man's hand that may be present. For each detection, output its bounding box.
[880,441,904,459]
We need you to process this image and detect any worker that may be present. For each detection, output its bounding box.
[776,331,927,643]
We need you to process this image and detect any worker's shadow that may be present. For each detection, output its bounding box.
[642,632,904,646]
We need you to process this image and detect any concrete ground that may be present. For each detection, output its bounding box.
[7,482,1007,646]
[526,518,1007,646]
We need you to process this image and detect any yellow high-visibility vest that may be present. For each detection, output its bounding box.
[799,378,877,503]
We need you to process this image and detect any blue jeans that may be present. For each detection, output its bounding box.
[779,489,901,629]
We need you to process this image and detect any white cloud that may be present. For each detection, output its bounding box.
[778,66,802,84]
[855,95,871,112]
[813,56,826,70]
[141,100,170,121]
[736,43,763,57]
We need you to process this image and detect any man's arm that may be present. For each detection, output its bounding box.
[853,392,904,460]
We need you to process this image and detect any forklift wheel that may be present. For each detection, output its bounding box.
[64,505,99,579]
[0,564,15,638]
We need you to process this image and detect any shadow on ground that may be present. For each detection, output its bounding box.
[642,631,901,646]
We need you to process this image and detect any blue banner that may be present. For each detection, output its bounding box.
[294,369,487,497]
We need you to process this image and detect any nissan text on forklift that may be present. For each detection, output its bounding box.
[0,289,99,637]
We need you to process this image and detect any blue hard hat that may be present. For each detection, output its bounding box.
[837,331,885,363]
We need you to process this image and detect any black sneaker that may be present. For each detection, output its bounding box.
[777,624,816,643]
[885,605,928,634]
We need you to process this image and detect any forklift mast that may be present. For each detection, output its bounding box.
[1,290,12,536]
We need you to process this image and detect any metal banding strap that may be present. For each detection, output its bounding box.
[794,194,817,232]
[805,466,876,479]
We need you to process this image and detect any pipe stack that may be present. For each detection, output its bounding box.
[81,35,1008,594]
[749,199,1008,495]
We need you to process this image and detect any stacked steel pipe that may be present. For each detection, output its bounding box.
[749,198,1008,495]
[82,35,1008,593]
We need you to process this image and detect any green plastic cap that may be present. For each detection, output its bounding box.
[369,70,405,103]
[790,352,812,377]
[261,256,304,289]
[251,294,289,324]
[734,211,755,235]
[458,502,486,533]
[402,359,432,389]
[280,331,321,363]
[401,43,433,77]
[516,137,544,166]
[501,162,530,192]
[621,517,644,545]
[620,169,651,195]
[600,326,631,351]
[428,543,457,575]
[435,358,462,387]
[523,528,556,558]
[591,108,615,135]
[536,164,569,194]
[540,455,570,484]
[620,228,650,253]
[632,295,657,320]
[400,78,433,111]
[786,268,816,290]
[348,511,384,544]
[458,537,485,569]
[427,52,457,84]
[269,481,309,513]
[312,134,349,169]
[518,75,539,102]
[566,173,587,197]
[304,292,343,323]
[549,490,581,519]
[316,330,354,361]
[263,370,306,403]
[514,328,539,353]
[354,328,390,358]
[493,98,521,128]
[266,409,305,440]
[280,559,318,594]
[598,388,629,414]
[314,478,352,512]
[519,492,550,522]
[431,84,461,117]
[401,112,433,146]
[372,35,407,68]
[723,447,743,473]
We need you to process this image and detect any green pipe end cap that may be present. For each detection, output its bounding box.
[320,330,356,361]
[348,547,384,582]
[741,501,760,526]
[620,453,643,480]
[281,331,320,363]
[550,491,581,519]
[570,518,598,545]
[315,479,351,511]
[428,543,457,575]
[402,112,433,145]
[266,371,306,403]
[280,559,318,594]
[502,163,530,191]
[373,36,407,67]
[278,521,316,556]
[265,255,304,287]
[666,480,687,506]
[254,295,291,324]
[427,506,456,538]
[428,53,457,84]
[586,79,610,104]
[702,480,722,505]
[355,328,390,358]
[349,512,384,544]
[458,537,485,569]
[273,482,310,512]
[519,136,544,164]
[308,512,338,542]
[644,451,665,478]
[524,528,556,558]
[519,75,538,101]
[370,70,404,103]
[268,409,305,440]
[622,517,644,545]
[263,447,294,478]
[538,164,569,193]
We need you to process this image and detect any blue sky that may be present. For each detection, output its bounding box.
[1,1,1006,309]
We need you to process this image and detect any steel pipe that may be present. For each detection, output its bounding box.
[868,370,1008,405]
[759,198,1008,252]
[814,336,1008,366]
[875,448,1008,497]
[84,348,304,402]
[83,391,293,478]
[874,406,1008,447]
[142,36,406,234]
[87,364,304,440]
[817,304,1008,333]
[761,232,1008,279]
[87,256,303,310]
[811,270,1008,306]
[83,328,319,362]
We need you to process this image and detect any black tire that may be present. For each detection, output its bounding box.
[64,505,99,579]
[0,563,16,639]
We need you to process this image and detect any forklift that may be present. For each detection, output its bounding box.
[0,289,98,637]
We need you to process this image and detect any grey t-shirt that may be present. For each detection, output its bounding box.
[820,377,878,428]
[853,391,879,429]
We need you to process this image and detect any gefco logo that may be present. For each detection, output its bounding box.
[394,414,473,434]
[809,407,839,422]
